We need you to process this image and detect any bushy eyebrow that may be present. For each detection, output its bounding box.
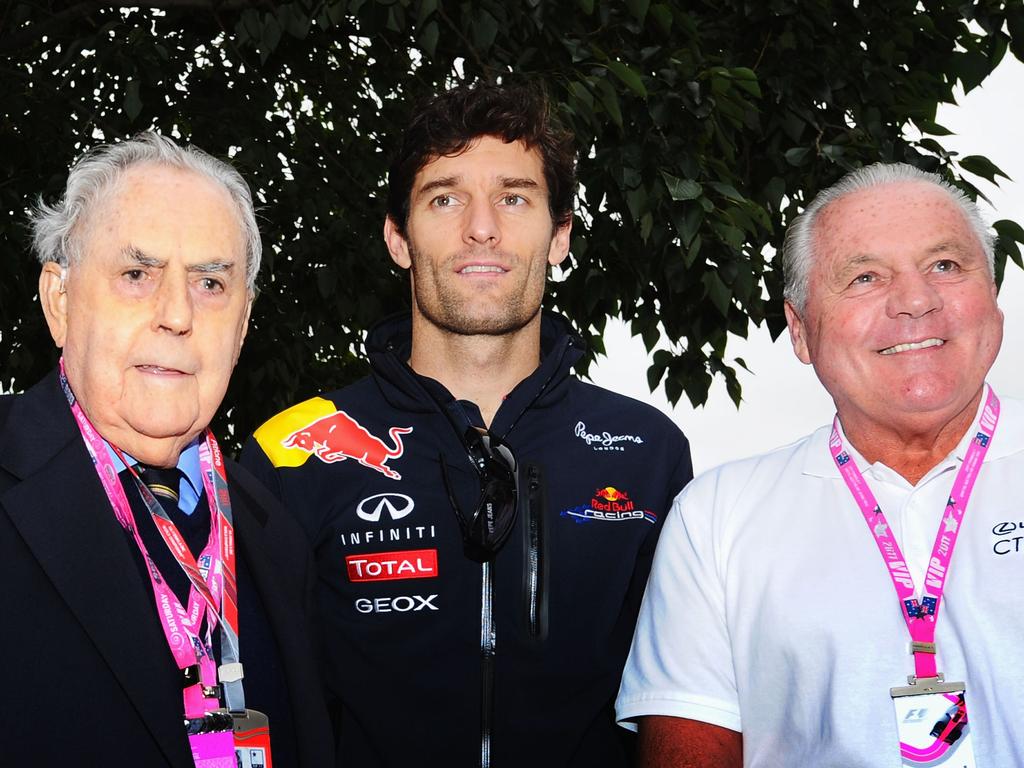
[416,175,542,198]
[120,244,237,274]
[498,177,540,190]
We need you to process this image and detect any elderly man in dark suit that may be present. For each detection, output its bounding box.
[0,133,333,767]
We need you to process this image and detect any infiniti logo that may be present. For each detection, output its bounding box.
[357,493,415,522]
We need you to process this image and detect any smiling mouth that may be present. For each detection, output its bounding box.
[136,364,188,375]
[878,338,945,355]
[459,265,506,274]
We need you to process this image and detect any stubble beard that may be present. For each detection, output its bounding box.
[408,242,546,337]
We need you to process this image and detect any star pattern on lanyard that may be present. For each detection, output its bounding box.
[943,513,959,533]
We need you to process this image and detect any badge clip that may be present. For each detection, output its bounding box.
[891,673,965,698]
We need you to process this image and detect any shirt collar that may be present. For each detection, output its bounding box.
[103,437,204,513]
[802,383,1022,479]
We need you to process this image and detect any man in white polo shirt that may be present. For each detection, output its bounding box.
[616,162,1024,767]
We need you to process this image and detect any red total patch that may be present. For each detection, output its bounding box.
[345,548,439,583]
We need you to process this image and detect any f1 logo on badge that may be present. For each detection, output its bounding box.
[356,493,415,522]
[903,708,929,723]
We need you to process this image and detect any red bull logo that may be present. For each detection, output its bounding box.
[559,486,656,524]
[595,486,629,502]
[283,410,413,480]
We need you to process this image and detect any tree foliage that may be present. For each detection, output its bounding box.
[2,0,1023,450]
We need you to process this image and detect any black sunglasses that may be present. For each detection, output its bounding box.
[441,427,518,563]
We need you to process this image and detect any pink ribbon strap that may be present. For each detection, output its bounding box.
[829,388,999,679]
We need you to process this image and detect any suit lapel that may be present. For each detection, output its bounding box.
[0,373,191,766]
[230,466,331,765]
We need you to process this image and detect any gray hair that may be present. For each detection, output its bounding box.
[30,131,261,293]
[782,162,994,315]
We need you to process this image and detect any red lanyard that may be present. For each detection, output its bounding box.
[59,361,246,717]
[829,388,999,679]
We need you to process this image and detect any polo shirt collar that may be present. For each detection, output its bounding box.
[801,383,1021,479]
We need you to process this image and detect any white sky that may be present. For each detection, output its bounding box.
[590,55,1024,475]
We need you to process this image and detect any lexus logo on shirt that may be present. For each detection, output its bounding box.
[356,492,415,522]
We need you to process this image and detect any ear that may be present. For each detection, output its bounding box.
[39,262,69,348]
[384,216,412,270]
[784,300,812,365]
[547,218,572,267]
[233,295,254,365]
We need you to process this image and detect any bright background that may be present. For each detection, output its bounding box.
[591,56,1024,475]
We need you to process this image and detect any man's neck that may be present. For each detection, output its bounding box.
[407,314,543,428]
[838,388,985,485]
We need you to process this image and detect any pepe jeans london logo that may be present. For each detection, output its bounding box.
[574,421,644,452]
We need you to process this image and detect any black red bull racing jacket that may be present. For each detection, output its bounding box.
[241,312,693,767]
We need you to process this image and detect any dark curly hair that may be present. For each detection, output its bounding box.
[386,80,577,235]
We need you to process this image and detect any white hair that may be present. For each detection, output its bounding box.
[30,131,261,293]
[782,162,994,315]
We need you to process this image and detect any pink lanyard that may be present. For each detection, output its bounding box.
[58,361,244,719]
[829,388,999,679]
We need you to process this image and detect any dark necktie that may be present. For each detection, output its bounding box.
[137,464,183,516]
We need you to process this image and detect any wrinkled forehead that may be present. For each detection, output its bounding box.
[80,164,246,258]
[415,136,545,187]
[810,181,985,273]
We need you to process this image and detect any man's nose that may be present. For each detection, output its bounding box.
[153,271,193,334]
[886,270,943,319]
[462,198,501,246]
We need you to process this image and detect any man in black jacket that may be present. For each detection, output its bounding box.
[0,133,333,766]
[243,82,692,767]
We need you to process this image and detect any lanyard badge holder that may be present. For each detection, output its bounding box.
[830,389,999,768]
[59,362,274,768]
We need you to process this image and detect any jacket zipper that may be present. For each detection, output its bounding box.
[480,560,495,768]
[524,463,547,640]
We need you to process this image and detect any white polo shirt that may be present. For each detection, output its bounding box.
[616,389,1024,767]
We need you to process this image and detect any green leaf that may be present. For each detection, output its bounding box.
[124,79,142,121]
[649,3,672,32]
[416,0,438,28]
[959,155,1010,183]
[595,78,623,127]
[606,61,647,98]
[708,180,743,202]
[661,171,702,201]
[994,218,1024,244]
[472,10,499,52]
[702,271,731,316]
[626,0,650,25]
[784,147,811,167]
[727,67,761,98]
[419,20,439,57]
[577,0,594,14]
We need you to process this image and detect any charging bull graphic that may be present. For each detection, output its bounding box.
[283,410,413,480]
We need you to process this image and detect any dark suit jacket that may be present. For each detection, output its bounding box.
[0,371,334,767]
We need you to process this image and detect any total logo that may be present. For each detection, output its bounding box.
[356,493,415,522]
[560,487,657,525]
[355,594,439,614]
[346,548,439,582]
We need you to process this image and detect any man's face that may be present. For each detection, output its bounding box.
[384,135,570,336]
[40,164,252,466]
[786,181,1003,434]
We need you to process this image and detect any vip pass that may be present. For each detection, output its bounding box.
[830,388,999,768]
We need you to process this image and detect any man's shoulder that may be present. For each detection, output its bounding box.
[249,377,379,465]
[681,425,828,508]
[567,377,686,438]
